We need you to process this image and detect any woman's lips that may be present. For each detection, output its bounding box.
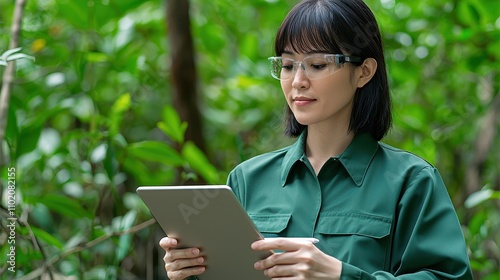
[293,96,316,106]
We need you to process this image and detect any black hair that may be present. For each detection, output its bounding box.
[275,0,391,141]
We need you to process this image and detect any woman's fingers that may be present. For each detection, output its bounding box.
[166,266,205,280]
[165,255,204,271]
[252,238,315,251]
[159,237,177,250]
[164,248,201,262]
[159,237,206,280]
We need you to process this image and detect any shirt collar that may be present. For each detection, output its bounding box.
[281,130,308,187]
[280,130,379,187]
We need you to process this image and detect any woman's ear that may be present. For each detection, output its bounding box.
[356,58,377,88]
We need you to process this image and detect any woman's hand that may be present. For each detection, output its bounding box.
[159,237,205,280]
[251,238,342,280]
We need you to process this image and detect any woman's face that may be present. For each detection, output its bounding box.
[280,51,360,132]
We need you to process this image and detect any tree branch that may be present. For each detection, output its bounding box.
[18,218,157,280]
[0,0,27,167]
[18,207,56,280]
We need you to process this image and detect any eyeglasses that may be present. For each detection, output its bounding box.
[268,54,363,81]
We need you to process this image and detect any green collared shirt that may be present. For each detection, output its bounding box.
[227,131,472,279]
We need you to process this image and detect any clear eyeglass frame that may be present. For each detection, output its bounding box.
[268,54,364,81]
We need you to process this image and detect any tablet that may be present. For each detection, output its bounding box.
[136,185,271,280]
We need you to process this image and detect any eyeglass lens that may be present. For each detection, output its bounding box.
[269,55,345,81]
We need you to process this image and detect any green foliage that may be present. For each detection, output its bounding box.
[0,0,498,278]
[464,188,500,278]
[158,106,188,144]
[0,48,34,67]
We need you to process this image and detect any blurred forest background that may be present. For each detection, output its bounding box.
[0,0,498,279]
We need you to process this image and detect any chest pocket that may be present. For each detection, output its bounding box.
[249,213,291,238]
[317,213,392,273]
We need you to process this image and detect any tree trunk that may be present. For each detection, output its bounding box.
[465,76,500,198]
[166,0,206,153]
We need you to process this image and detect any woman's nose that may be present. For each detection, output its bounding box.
[292,65,310,88]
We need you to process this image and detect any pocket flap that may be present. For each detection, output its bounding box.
[317,213,391,239]
[249,213,291,233]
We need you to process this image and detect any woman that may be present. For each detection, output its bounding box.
[160,0,473,279]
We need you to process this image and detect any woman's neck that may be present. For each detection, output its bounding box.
[305,124,354,175]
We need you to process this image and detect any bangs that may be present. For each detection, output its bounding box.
[274,2,344,55]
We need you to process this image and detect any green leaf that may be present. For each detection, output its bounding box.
[111,93,131,114]
[120,210,137,231]
[0,48,35,65]
[116,234,133,262]
[64,232,87,250]
[465,189,498,208]
[6,53,35,62]
[127,141,185,166]
[1,47,22,60]
[37,194,91,219]
[16,124,42,158]
[5,101,18,142]
[31,226,63,250]
[86,52,109,63]
[157,106,187,144]
[181,141,220,184]
[457,0,481,26]
[122,156,176,185]
[114,210,137,261]
[109,93,131,136]
[30,199,56,231]
[104,139,117,181]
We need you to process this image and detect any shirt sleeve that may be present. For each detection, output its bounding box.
[340,166,473,280]
[226,166,244,205]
